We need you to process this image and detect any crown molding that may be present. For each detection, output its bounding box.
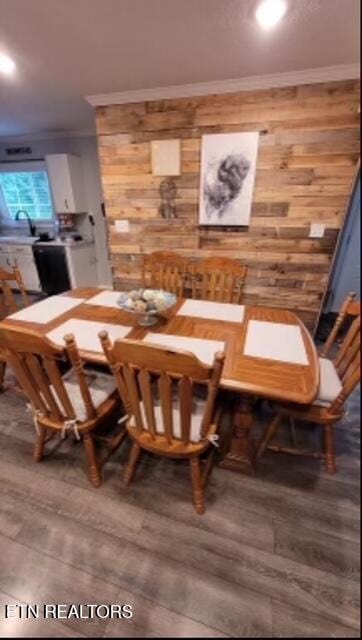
[85,63,360,107]
[0,128,95,144]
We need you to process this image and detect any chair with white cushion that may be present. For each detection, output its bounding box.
[0,265,30,392]
[320,291,360,358]
[0,324,125,486]
[100,332,225,514]
[256,313,360,473]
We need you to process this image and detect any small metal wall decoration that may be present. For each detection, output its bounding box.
[159,177,178,219]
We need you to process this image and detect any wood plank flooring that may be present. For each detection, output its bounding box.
[0,377,360,638]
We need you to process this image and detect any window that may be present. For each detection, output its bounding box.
[0,162,54,221]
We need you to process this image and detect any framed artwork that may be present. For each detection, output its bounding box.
[199,131,259,226]
[151,139,181,176]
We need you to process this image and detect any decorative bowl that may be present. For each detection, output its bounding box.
[117,289,177,326]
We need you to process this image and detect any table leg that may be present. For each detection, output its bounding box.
[219,394,256,474]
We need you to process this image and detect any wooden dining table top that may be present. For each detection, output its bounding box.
[1,287,320,405]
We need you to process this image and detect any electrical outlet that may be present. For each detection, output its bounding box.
[309,223,325,238]
[114,220,130,233]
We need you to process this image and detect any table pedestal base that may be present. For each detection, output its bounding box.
[219,394,256,474]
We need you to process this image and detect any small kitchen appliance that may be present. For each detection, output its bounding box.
[56,214,83,243]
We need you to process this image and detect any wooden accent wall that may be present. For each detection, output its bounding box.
[95,79,360,330]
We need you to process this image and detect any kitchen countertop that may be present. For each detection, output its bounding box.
[35,239,94,248]
[0,235,39,245]
[0,236,94,248]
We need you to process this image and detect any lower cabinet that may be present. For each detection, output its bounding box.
[66,243,98,288]
[0,241,98,294]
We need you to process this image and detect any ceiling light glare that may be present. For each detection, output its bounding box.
[0,53,16,75]
[256,0,287,30]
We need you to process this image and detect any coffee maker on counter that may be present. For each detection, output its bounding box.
[56,213,83,243]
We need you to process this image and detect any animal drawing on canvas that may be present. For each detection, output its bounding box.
[204,153,251,218]
[199,132,259,226]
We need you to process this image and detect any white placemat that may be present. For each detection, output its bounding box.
[46,318,131,353]
[177,299,245,323]
[9,295,86,324]
[84,290,124,308]
[144,332,225,366]
[244,320,308,365]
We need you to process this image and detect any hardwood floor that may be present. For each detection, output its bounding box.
[0,375,360,638]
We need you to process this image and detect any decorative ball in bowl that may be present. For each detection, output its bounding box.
[117,289,177,326]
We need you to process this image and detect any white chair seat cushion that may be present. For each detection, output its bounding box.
[314,357,343,408]
[49,368,116,422]
[130,388,207,443]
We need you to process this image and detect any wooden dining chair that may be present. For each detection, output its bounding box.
[100,332,225,514]
[142,251,187,296]
[0,264,30,315]
[256,312,361,473]
[0,324,125,486]
[190,257,247,304]
[0,265,30,392]
[320,291,360,358]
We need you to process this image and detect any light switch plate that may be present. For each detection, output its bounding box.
[114,220,130,233]
[309,223,325,238]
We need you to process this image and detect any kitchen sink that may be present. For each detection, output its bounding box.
[0,235,40,245]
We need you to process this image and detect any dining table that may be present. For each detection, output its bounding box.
[1,287,320,473]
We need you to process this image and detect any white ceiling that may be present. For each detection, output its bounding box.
[0,0,360,139]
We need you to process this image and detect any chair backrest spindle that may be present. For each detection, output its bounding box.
[64,333,97,420]
[321,292,359,357]
[138,368,157,438]
[328,312,361,416]
[158,371,173,444]
[334,315,360,372]
[190,257,247,304]
[98,330,132,415]
[142,251,186,296]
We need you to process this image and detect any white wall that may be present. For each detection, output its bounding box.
[0,135,112,286]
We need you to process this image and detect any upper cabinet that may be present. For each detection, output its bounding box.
[45,154,86,213]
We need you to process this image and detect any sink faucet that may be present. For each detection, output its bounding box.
[15,210,37,237]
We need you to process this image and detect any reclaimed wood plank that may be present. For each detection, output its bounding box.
[96,79,360,331]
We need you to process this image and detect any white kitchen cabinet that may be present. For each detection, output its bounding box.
[6,244,42,292]
[45,154,86,214]
[15,255,41,292]
[66,243,98,288]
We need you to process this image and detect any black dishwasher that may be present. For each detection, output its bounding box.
[32,245,71,295]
